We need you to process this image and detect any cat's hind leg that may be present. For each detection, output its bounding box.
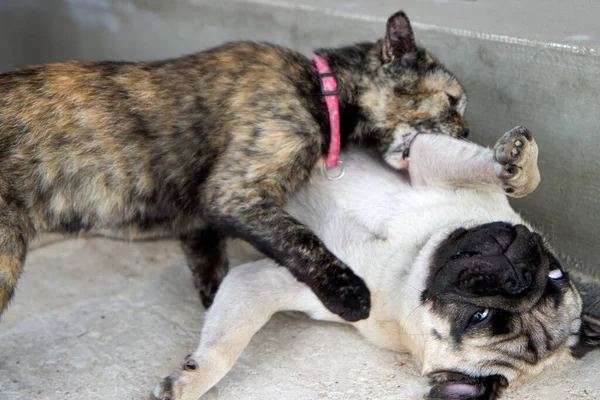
[180,226,229,309]
[0,190,33,317]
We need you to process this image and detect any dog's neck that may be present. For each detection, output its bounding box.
[389,230,454,360]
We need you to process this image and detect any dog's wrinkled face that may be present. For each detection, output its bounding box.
[420,222,583,399]
[358,11,469,169]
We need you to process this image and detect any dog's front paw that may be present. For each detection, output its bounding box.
[314,264,371,322]
[493,126,540,198]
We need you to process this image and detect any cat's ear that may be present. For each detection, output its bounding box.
[383,11,417,62]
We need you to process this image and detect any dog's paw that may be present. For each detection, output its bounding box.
[493,126,540,198]
[151,355,200,400]
[314,264,371,322]
[152,375,180,400]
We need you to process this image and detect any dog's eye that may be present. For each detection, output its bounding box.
[470,309,489,324]
[548,267,564,280]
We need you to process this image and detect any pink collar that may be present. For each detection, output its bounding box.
[312,54,341,169]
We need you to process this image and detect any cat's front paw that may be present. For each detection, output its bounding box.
[313,264,371,322]
[493,126,540,198]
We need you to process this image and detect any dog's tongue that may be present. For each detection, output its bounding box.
[427,381,484,399]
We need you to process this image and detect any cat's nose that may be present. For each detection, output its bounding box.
[461,127,470,138]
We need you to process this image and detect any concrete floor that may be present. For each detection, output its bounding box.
[3,0,600,281]
[0,239,598,400]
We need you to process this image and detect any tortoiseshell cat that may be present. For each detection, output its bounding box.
[0,11,468,322]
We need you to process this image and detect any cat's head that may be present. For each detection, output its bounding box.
[358,11,469,169]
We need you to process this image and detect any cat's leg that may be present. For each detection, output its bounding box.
[180,226,229,308]
[0,191,33,317]
[203,178,370,322]
[195,94,371,321]
[152,259,342,400]
[408,126,540,198]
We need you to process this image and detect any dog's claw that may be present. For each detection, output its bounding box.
[493,127,540,198]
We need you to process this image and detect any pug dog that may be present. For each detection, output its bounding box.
[153,127,598,400]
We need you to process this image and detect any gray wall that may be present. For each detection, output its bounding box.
[1,0,600,278]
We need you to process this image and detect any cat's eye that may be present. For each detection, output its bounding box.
[470,308,489,324]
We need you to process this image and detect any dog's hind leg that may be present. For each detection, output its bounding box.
[0,192,33,317]
[152,259,344,400]
[180,226,229,309]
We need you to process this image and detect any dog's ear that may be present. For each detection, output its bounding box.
[571,315,600,358]
[570,273,600,358]
[427,374,507,400]
[383,11,417,62]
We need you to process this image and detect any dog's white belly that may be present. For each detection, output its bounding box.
[287,149,525,277]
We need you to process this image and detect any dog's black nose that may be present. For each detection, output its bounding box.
[461,127,470,138]
[503,267,533,295]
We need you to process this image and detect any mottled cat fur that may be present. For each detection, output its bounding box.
[0,11,468,321]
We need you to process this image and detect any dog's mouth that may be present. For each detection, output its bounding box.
[426,371,508,400]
